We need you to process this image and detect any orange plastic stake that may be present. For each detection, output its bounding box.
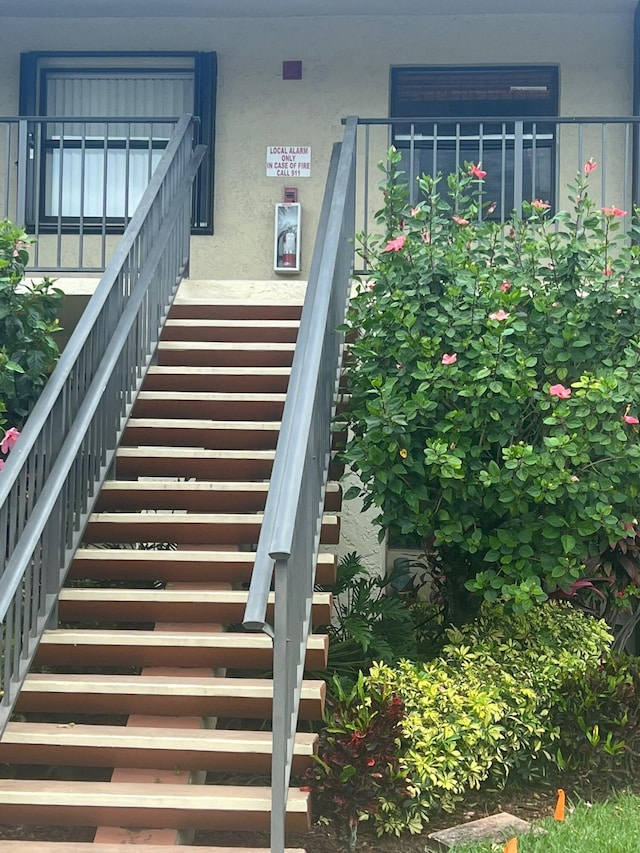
[504,838,518,853]
[554,788,566,821]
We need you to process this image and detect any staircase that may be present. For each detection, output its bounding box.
[0,297,340,852]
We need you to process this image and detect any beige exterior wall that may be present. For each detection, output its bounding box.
[0,10,635,280]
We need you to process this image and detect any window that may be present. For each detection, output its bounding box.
[390,66,559,218]
[20,52,216,233]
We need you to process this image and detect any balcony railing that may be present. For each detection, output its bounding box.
[0,116,186,271]
[0,114,205,732]
[352,116,640,269]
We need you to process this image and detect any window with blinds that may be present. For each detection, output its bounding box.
[20,52,216,233]
[390,65,559,218]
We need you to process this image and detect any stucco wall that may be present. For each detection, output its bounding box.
[0,11,634,280]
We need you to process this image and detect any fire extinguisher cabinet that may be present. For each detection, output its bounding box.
[274,202,301,273]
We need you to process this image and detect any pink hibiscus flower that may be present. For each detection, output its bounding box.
[441,353,457,365]
[549,384,572,399]
[468,163,487,179]
[1,427,20,455]
[489,310,510,321]
[384,235,406,252]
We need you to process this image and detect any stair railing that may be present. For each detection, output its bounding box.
[0,114,206,734]
[243,116,357,853]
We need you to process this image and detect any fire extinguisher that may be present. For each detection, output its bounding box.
[279,227,297,267]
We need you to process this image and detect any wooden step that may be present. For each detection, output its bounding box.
[36,629,329,669]
[0,780,311,833]
[83,512,340,546]
[57,590,333,626]
[122,419,281,450]
[169,301,303,321]
[17,674,325,720]
[0,723,317,774]
[116,447,276,479]
[95,481,341,513]
[0,845,305,853]
[143,365,291,394]
[69,549,337,586]
[114,446,343,481]
[161,319,299,343]
[157,341,295,368]
[132,392,286,422]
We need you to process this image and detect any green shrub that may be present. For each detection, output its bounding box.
[316,552,440,682]
[314,603,612,836]
[341,150,640,623]
[305,674,412,849]
[551,650,640,777]
[0,221,62,428]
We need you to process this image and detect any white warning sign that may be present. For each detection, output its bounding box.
[266,146,311,178]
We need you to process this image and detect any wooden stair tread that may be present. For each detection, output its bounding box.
[17,675,324,720]
[69,548,337,585]
[87,512,338,524]
[0,723,317,773]
[0,845,306,853]
[117,447,276,460]
[124,418,282,430]
[83,513,340,546]
[40,629,328,650]
[20,673,323,700]
[164,319,300,328]
[158,341,295,352]
[161,319,299,343]
[0,779,309,807]
[56,589,332,627]
[36,629,329,668]
[142,365,291,392]
[114,446,277,479]
[0,781,311,832]
[3,722,317,753]
[121,420,282,451]
[136,391,287,403]
[169,300,303,321]
[96,481,341,513]
[131,394,286,421]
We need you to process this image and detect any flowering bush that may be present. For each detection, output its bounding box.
[342,149,640,622]
[0,220,62,431]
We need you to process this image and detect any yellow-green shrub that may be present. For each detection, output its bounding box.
[362,603,612,835]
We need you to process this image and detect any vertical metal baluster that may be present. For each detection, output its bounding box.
[531,122,538,204]
[101,122,109,270]
[432,122,438,179]
[78,122,87,270]
[409,123,416,206]
[56,123,65,269]
[478,123,484,220]
[513,120,524,217]
[500,123,507,223]
[623,122,630,222]
[601,123,607,208]
[16,121,27,226]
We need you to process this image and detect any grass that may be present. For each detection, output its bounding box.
[453,791,640,853]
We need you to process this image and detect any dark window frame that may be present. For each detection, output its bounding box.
[19,50,216,235]
[389,64,559,217]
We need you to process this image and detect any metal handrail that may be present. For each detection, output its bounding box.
[0,113,206,733]
[348,114,640,264]
[243,117,357,853]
